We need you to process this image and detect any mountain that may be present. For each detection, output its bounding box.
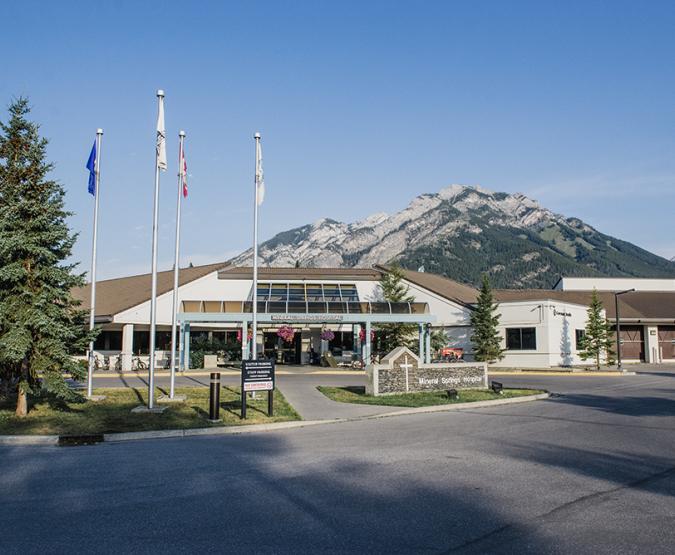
[230,185,675,289]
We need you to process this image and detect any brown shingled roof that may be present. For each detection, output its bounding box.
[73,261,675,324]
[615,292,675,321]
[72,261,230,317]
[384,267,479,307]
[494,289,675,322]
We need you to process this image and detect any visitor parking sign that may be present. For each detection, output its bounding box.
[241,360,275,392]
[241,360,275,419]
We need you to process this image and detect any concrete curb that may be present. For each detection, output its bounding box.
[103,419,341,443]
[366,392,551,419]
[0,392,550,446]
[0,434,60,446]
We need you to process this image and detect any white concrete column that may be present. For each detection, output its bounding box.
[418,324,425,362]
[353,324,361,356]
[178,322,184,371]
[241,321,249,361]
[121,324,134,371]
[184,323,191,370]
[365,321,372,364]
[425,325,431,363]
[645,325,660,364]
[300,329,311,364]
[255,329,263,359]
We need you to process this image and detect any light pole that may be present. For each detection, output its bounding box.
[614,288,635,372]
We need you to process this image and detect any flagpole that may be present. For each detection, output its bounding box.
[87,128,103,399]
[169,130,185,399]
[148,90,164,409]
[252,132,261,362]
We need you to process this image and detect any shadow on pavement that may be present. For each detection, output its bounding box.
[3,376,675,553]
[0,431,542,553]
[549,392,675,417]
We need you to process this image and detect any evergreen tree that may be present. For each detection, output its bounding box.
[579,289,614,370]
[376,262,417,354]
[0,98,92,416]
[470,275,504,363]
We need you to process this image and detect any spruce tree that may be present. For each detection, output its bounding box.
[470,275,504,363]
[0,98,92,416]
[376,263,417,354]
[579,289,614,370]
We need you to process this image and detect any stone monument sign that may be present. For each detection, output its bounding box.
[366,347,488,396]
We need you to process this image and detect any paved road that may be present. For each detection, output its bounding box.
[1,370,674,553]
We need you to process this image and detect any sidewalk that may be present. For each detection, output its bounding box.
[276,381,395,420]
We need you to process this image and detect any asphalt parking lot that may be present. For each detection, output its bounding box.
[1,366,674,553]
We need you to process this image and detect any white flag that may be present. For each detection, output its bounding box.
[156,96,167,171]
[255,138,265,205]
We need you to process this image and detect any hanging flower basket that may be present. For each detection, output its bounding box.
[277,325,296,343]
[320,329,335,341]
[359,327,375,342]
[236,328,253,343]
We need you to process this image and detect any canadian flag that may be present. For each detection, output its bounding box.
[180,143,188,198]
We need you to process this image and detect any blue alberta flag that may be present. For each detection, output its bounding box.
[86,140,97,195]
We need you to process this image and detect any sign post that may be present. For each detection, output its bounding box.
[241,359,275,419]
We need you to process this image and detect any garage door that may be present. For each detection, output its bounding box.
[619,326,644,361]
[659,326,675,360]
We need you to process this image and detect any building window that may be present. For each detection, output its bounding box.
[155,331,172,351]
[132,331,174,354]
[339,284,359,302]
[575,329,586,350]
[253,282,361,303]
[133,331,149,355]
[93,330,122,351]
[506,327,537,350]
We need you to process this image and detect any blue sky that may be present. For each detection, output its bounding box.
[2,1,674,279]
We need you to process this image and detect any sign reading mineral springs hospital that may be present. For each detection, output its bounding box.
[366,347,488,396]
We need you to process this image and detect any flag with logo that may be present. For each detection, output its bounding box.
[156,95,167,171]
[86,140,97,195]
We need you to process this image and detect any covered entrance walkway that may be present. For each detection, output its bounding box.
[177,299,435,369]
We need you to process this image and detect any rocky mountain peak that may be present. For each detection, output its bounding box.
[229,184,675,288]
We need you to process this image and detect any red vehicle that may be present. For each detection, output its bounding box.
[440,347,464,360]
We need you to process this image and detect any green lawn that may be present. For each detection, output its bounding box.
[318,386,545,407]
[0,387,300,436]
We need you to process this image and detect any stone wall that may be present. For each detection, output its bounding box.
[367,347,487,396]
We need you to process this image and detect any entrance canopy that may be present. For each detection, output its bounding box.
[176,299,436,369]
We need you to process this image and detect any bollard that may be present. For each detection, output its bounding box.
[209,372,221,422]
